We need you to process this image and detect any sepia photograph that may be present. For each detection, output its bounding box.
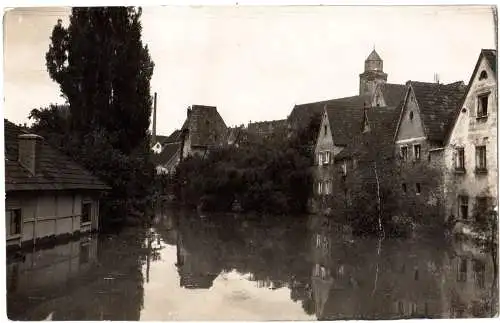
[3,3,499,321]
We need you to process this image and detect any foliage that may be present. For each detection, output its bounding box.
[30,7,156,229]
[46,7,154,155]
[173,117,321,216]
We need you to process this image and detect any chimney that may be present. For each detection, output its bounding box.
[18,134,43,176]
[152,92,157,144]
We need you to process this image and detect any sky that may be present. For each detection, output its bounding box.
[3,5,497,137]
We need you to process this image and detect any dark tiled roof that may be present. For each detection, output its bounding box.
[409,81,466,143]
[166,130,181,143]
[290,95,369,131]
[355,106,402,160]
[325,95,370,146]
[366,49,382,61]
[182,105,227,147]
[152,142,180,166]
[380,83,406,107]
[153,135,169,146]
[4,119,110,192]
[248,119,287,136]
[483,49,497,73]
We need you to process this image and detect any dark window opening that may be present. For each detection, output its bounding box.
[479,70,488,80]
[472,259,486,288]
[475,145,487,171]
[402,183,407,193]
[414,144,421,161]
[8,209,21,236]
[324,125,327,136]
[414,269,419,281]
[401,146,408,161]
[81,202,91,223]
[457,257,467,282]
[475,197,489,222]
[409,111,414,120]
[416,183,421,195]
[477,94,489,117]
[80,243,90,264]
[455,148,465,170]
[459,195,469,220]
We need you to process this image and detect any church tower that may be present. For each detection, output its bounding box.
[359,49,387,97]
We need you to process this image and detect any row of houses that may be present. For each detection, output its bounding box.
[309,49,497,233]
[151,48,496,234]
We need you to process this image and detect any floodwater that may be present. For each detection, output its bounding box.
[6,208,499,320]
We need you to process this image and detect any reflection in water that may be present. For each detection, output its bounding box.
[7,208,498,320]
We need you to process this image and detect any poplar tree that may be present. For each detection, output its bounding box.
[45,7,154,154]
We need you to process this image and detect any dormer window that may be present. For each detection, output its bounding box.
[479,70,488,80]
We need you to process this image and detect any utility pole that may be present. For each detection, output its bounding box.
[152,92,157,145]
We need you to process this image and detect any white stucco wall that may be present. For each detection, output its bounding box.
[444,55,497,221]
[6,192,100,246]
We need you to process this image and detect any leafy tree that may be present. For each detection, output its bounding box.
[30,7,156,228]
[46,7,154,155]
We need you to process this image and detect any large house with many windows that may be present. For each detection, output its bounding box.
[443,49,497,234]
[311,48,497,236]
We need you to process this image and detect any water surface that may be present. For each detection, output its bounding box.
[7,209,498,320]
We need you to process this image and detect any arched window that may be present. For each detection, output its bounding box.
[479,70,488,80]
[409,111,414,121]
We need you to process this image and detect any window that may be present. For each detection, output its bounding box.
[80,243,90,264]
[475,145,487,171]
[324,151,331,165]
[81,202,91,223]
[479,70,488,80]
[477,93,489,118]
[317,182,323,195]
[472,259,485,288]
[475,197,489,222]
[455,147,465,170]
[458,195,469,220]
[8,209,22,236]
[324,181,332,195]
[415,183,421,195]
[457,257,467,282]
[342,160,348,177]
[316,234,322,248]
[402,183,407,193]
[400,146,408,161]
[413,144,421,161]
[318,152,323,165]
[409,111,414,121]
[324,125,327,136]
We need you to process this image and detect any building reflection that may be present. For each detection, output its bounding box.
[7,227,149,321]
[307,213,498,320]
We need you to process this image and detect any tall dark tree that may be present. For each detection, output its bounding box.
[30,7,156,228]
[45,7,154,154]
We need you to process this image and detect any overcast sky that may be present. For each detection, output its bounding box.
[3,5,496,136]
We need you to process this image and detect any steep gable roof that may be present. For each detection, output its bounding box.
[379,83,406,107]
[445,49,497,145]
[289,95,369,131]
[325,95,369,146]
[4,119,110,192]
[182,105,227,147]
[483,49,497,73]
[396,81,466,144]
